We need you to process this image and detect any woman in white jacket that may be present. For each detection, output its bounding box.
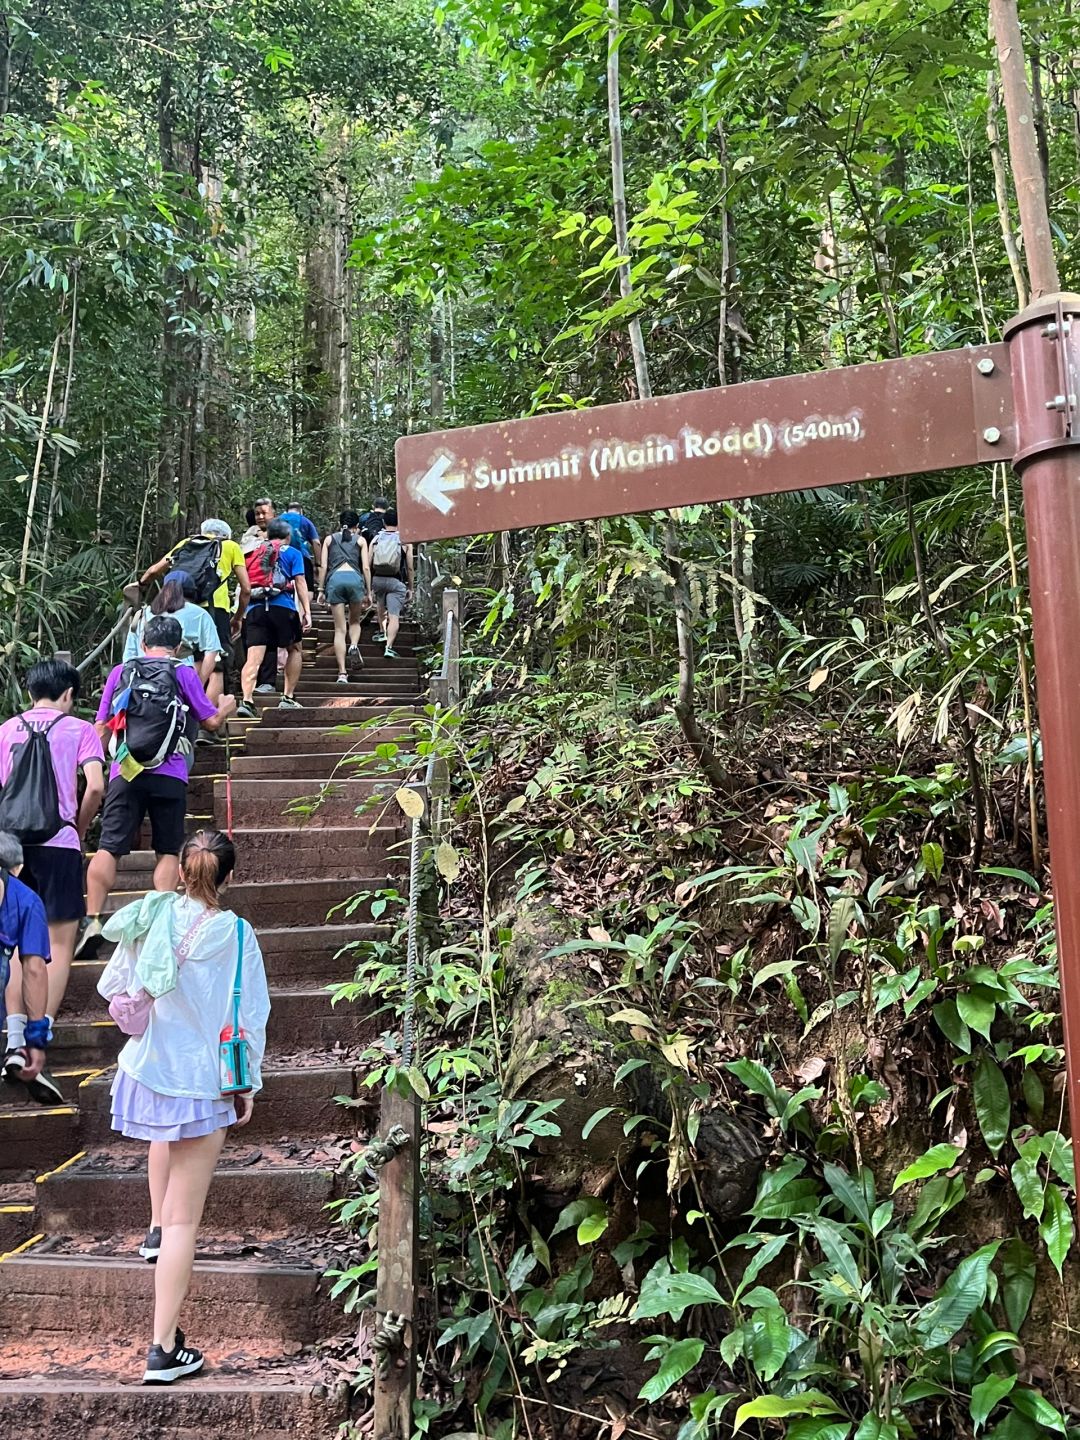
[98,829,270,1386]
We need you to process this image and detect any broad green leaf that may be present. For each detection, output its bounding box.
[971,1373,1016,1433]
[823,1163,874,1226]
[1010,1156,1045,1222]
[731,1231,790,1300]
[733,1392,841,1432]
[853,1418,898,1440]
[581,1106,617,1140]
[634,1258,723,1321]
[747,1303,791,1382]
[1039,1184,1074,1278]
[787,1424,853,1440]
[1010,1387,1066,1432]
[957,987,997,1039]
[933,999,971,1053]
[915,1242,1000,1348]
[638,1337,705,1401]
[892,1143,963,1192]
[809,1216,861,1292]
[551,1198,606,1239]
[577,1211,609,1244]
[973,1053,1011,1156]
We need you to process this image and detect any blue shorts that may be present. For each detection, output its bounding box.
[326,570,366,607]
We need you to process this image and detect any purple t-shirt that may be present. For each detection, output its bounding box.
[0,708,105,850]
[96,662,217,782]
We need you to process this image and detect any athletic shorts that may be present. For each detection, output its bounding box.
[372,576,407,617]
[98,773,188,859]
[303,556,315,592]
[326,570,366,607]
[245,604,302,651]
[19,845,86,924]
[208,606,233,668]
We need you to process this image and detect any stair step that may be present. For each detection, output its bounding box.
[35,1155,339,1235]
[229,751,406,779]
[229,827,408,881]
[0,1252,331,1345]
[0,1367,347,1437]
[0,1100,79,1178]
[215,777,402,828]
[101,879,393,929]
[242,723,414,755]
[257,703,420,726]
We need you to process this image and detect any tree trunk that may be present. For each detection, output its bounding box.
[605,0,728,792]
[986,74,1030,308]
[989,0,1060,296]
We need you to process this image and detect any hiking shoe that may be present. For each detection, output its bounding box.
[143,1337,204,1385]
[278,695,303,709]
[347,644,363,671]
[384,646,399,659]
[336,675,349,685]
[26,1068,65,1107]
[371,631,386,644]
[2,1048,28,1082]
[74,914,104,958]
[255,683,277,694]
[140,1226,162,1263]
[195,733,213,746]
[236,701,257,719]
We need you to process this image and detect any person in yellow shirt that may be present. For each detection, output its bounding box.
[137,519,250,702]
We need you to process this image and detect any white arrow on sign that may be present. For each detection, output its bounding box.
[415,454,466,515]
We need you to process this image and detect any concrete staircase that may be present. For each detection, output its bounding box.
[0,613,422,1436]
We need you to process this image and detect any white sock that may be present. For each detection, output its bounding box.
[6,1013,26,1048]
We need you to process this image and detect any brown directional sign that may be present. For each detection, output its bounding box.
[395,344,1016,542]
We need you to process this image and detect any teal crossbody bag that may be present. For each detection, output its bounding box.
[219,916,252,1094]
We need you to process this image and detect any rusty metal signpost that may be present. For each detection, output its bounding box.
[377,7,1080,1434]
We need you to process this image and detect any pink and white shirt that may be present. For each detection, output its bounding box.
[0,707,105,850]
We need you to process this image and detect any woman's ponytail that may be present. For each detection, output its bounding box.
[339,508,360,543]
[180,829,236,908]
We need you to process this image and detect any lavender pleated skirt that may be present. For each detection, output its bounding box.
[110,1069,236,1142]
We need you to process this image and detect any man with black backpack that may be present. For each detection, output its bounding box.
[137,518,250,702]
[76,616,236,958]
[0,659,105,1101]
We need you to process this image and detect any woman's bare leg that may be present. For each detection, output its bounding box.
[332,604,347,677]
[152,1127,227,1350]
[148,1141,170,1229]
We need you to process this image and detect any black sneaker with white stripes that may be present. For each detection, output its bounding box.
[139,1226,162,1262]
[143,1335,204,1384]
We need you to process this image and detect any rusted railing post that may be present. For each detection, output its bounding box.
[372,1081,421,1439]
[442,589,461,707]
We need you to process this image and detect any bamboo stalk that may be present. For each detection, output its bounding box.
[13,321,64,637]
[36,266,80,647]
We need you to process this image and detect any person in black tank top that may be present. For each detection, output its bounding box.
[317,510,369,682]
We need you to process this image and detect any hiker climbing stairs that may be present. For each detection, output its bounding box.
[0,611,423,1435]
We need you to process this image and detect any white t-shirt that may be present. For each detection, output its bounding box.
[107,898,270,1099]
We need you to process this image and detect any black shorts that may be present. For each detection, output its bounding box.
[303,556,315,591]
[245,604,302,651]
[19,844,86,924]
[98,773,188,859]
[208,605,233,667]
